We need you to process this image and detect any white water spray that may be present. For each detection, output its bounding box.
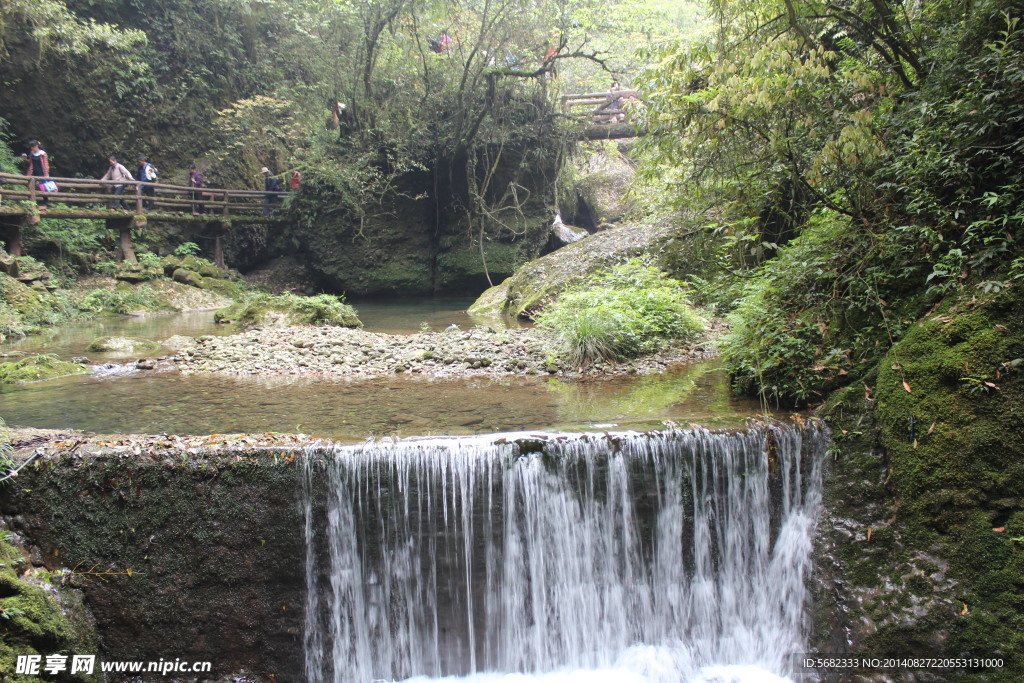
[301,424,826,683]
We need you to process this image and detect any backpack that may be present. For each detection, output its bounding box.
[145,163,159,181]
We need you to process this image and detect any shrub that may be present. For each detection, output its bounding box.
[537,259,704,365]
[214,292,362,330]
[174,242,202,257]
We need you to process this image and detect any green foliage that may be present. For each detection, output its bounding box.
[137,252,163,269]
[23,216,109,270]
[214,292,362,331]
[644,0,1024,405]
[76,287,167,316]
[173,242,202,257]
[722,209,929,404]
[537,259,704,365]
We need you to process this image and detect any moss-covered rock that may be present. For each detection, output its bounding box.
[171,267,205,288]
[214,292,362,331]
[814,286,1024,680]
[467,282,509,317]
[180,255,227,280]
[0,273,69,338]
[574,144,637,226]
[0,354,87,384]
[85,336,163,353]
[0,534,100,682]
[469,218,678,318]
[112,262,163,283]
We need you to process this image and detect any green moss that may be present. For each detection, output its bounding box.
[214,292,362,331]
[0,273,72,339]
[0,354,87,384]
[85,336,162,353]
[0,536,98,682]
[817,286,1024,679]
[466,281,509,316]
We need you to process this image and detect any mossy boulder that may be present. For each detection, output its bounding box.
[467,282,509,317]
[12,256,52,286]
[171,267,206,289]
[469,219,677,318]
[85,336,162,353]
[575,145,637,225]
[180,255,227,279]
[0,354,87,383]
[113,261,163,283]
[815,286,1024,679]
[0,535,99,682]
[0,251,19,277]
[214,293,362,331]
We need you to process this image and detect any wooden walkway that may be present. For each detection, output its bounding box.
[0,172,287,266]
[561,90,646,139]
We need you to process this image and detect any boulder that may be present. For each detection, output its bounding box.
[172,268,206,288]
[86,336,163,353]
[114,262,163,283]
[0,251,18,277]
[0,354,87,383]
[552,222,589,247]
[469,218,677,318]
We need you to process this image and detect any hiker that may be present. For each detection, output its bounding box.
[290,169,302,190]
[23,140,53,206]
[438,30,453,53]
[608,80,626,122]
[188,165,204,214]
[137,156,158,210]
[262,167,282,216]
[100,156,133,210]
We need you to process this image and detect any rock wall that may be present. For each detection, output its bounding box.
[288,146,555,297]
[812,286,1024,682]
[1,448,307,680]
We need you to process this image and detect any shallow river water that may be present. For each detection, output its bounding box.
[0,300,763,440]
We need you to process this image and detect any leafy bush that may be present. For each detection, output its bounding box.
[174,242,202,257]
[537,259,704,365]
[77,287,167,315]
[214,292,361,330]
[721,210,930,405]
[137,252,163,268]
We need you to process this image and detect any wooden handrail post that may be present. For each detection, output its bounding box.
[28,177,37,204]
[135,181,143,214]
[222,189,230,217]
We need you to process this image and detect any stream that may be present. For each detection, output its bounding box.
[0,300,763,440]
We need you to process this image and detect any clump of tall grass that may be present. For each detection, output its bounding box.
[537,259,705,365]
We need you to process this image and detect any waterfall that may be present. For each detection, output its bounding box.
[301,423,826,683]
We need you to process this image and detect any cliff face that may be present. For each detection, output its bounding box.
[289,142,556,297]
[812,286,1024,681]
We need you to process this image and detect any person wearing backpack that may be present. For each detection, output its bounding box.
[22,140,53,207]
[262,167,282,216]
[137,155,158,210]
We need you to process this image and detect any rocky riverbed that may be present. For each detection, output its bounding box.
[169,325,718,379]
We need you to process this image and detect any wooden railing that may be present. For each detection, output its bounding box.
[0,171,288,218]
[561,89,640,124]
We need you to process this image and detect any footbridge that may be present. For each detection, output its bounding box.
[561,89,646,140]
[0,172,287,267]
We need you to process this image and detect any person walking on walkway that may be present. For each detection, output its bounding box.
[137,155,158,210]
[23,140,52,207]
[100,156,133,210]
[188,165,204,214]
[262,167,282,216]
